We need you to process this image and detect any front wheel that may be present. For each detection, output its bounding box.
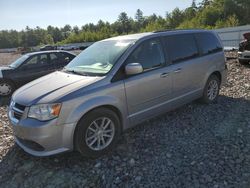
[75,108,121,158]
[200,75,220,104]
[0,80,15,96]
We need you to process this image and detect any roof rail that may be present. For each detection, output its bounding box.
[153,28,204,33]
[153,29,173,33]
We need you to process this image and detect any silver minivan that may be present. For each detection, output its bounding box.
[8,30,227,157]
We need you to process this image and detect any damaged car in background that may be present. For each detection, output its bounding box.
[238,32,250,65]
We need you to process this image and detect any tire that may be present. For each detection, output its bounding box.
[238,59,249,65]
[0,80,15,96]
[75,108,121,158]
[200,75,220,104]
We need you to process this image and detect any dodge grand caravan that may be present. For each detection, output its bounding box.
[8,30,227,157]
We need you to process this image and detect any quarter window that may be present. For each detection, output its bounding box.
[126,38,165,71]
[164,34,199,63]
[195,33,223,55]
[39,54,49,65]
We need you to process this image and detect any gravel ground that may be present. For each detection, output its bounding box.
[0,52,249,188]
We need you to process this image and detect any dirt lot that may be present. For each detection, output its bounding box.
[0,52,21,66]
[0,52,249,187]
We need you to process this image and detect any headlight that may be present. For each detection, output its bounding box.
[28,103,62,121]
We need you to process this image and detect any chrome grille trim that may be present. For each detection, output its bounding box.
[12,106,24,114]
[9,101,26,123]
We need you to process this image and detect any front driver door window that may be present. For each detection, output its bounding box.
[126,39,165,71]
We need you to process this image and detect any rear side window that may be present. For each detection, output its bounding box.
[195,33,223,55]
[164,34,199,63]
[50,53,58,62]
[59,52,75,63]
[39,54,49,65]
[62,52,75,60]
[126,38,165,71]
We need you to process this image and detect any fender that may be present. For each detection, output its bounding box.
[63,95,129,129]
[202,64,218,88]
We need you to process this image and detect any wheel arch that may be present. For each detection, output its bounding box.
[72,104,123,150]
[0,78,16,86]
[79,104,123,128]
[211,71,221,82]
[203,69,222,89]
[0,78,17,96]
[209,71,222,88]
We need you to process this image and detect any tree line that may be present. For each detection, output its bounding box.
[0,0,250,49]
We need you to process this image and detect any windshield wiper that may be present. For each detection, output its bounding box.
[63,69,89,76]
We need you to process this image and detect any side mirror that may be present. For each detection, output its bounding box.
[125,63,143,75]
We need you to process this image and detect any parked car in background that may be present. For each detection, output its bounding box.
[79,45,89,50]
[40,45,57,51]
[0,50,75,96]
[8,30,227,158]
[238,32,250,65]
[58,45,78,51]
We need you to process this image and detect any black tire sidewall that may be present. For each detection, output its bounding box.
[75,108,121,158]
[202,75,220,104]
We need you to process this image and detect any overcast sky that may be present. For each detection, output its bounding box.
[0,0,202,31]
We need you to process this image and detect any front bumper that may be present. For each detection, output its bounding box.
[238,51,250,60]
[8,109,76,157]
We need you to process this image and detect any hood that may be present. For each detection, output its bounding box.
[0,66,13,78]
[13,71,103,106]
[0,66,13,71]
[243,32,250,40]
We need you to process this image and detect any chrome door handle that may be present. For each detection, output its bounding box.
[160,72,169,78]
[174,68,182,73]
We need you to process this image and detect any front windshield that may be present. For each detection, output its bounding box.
[65,39,135,76]
[10,55,29,68]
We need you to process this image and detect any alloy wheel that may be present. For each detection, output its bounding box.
[207,80,219,101]
[85,117,115,151]
[0,82,12,96]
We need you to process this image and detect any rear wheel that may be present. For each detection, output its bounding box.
[75,108,121,158]
[0,80,15,96]
[200,75,220,104]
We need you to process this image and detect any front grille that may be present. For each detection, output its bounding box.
[12,102,26,120]
[13,111,22,120]
[17,137,45,151]
[244,56,250,58]
[14,103,26,111]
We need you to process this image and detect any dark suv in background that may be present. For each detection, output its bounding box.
[0,50,75,96]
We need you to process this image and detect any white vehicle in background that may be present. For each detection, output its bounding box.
[58,45,78,51]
